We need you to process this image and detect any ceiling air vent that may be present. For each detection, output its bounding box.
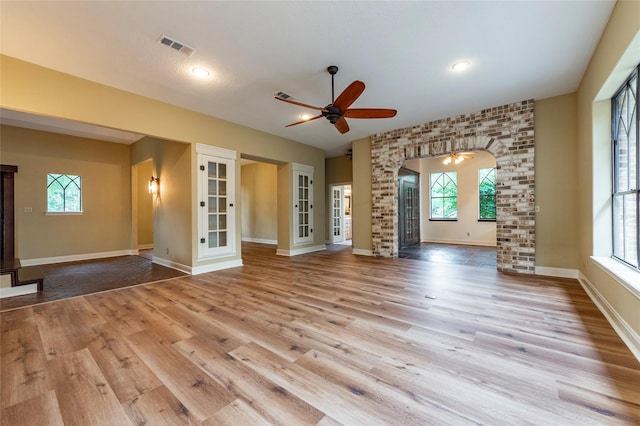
[274,91,293,100]
[157,34,196,57]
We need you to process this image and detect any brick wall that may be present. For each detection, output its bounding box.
[370,100,535,274]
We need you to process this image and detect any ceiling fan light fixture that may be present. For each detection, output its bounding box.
[452,60,471,72]
[300,114,311,121]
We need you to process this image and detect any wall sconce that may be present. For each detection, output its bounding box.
[148,176,159,195]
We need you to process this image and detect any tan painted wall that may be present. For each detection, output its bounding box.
[576,1,640,339]
[131,137,192,268]
[351,137,373,254]
[1,55,326,267]
[534,94,579,269]
[135,160,154,247]
[241,163,277,242]
[417,151,497,247]
[0,124,131,260]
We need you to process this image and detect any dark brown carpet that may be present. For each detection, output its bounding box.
[0,255,186,311]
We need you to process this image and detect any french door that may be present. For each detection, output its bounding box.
[399,168,420,248]
[330,185,344,244]
[197,145,236,260]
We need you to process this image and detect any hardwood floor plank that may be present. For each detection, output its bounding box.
[125,328,235,422]
[121,384,199,425]
[47,348,131,425]
[32,298,105,360]
[175,334,325,425]
[204,398,272,426]
[87,323,163,404]
[0,390,64,426]
[0,324,51,408]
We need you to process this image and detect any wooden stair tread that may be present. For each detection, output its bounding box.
[17,266,44,291]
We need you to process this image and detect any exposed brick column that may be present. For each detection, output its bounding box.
[371,100,535,274]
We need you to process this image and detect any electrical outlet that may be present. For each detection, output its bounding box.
[535,205,540,213]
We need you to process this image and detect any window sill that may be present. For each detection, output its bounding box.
[429,219,458,222]
[45,211,83,216]
[591,256,640,299]
[478,219,496,222]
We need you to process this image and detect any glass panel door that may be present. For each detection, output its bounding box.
[293,163,314,245]
[330,185,344,243]
[197,145,236,260]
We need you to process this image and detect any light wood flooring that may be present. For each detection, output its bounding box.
[1,243,639,425]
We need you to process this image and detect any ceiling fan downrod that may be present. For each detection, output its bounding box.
[327,65,338,103]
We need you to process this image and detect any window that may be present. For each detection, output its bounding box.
[47,174,82,212]
[612,64,639,269]
[430,172,457,220]
[479,167,497,220]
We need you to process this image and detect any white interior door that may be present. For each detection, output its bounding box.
[330,185,344,244]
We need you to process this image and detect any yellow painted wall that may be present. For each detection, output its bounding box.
[1,55,326,267]
[135,160,154,248]
[351,137,373,254]
[576,1,640,340]
[534,94,579,269]
[241,163,278,242]
[0,124,131,260]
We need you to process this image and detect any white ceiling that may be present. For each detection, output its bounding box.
[0,1,615,157]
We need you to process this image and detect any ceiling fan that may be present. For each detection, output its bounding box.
[442,152,475,165]
[274,65,397,134]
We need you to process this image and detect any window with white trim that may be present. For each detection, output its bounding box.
[430,172,457,220]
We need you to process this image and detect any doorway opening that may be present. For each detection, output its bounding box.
[329,184,352,245]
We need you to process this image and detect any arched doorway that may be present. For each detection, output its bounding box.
[370,100,536,274]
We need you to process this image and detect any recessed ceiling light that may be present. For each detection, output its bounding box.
[451,60,471,72]
[192,67,210,78]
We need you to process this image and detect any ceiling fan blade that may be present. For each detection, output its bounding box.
[333,80,365,111]
[285,115,323,127]
[274,97,327,112]
[344,108,397,119]
[334,116,350,134]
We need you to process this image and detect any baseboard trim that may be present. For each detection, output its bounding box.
[241,237,277,245]
[276,245,326,257]
[578,272,640,363]
[534,266,579,279]
[0,284,38,298]
[191,259,244,275]
[151,257,192,275]
[137,244,153,250]
[352,248,373,256]
[21,250,138,266]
